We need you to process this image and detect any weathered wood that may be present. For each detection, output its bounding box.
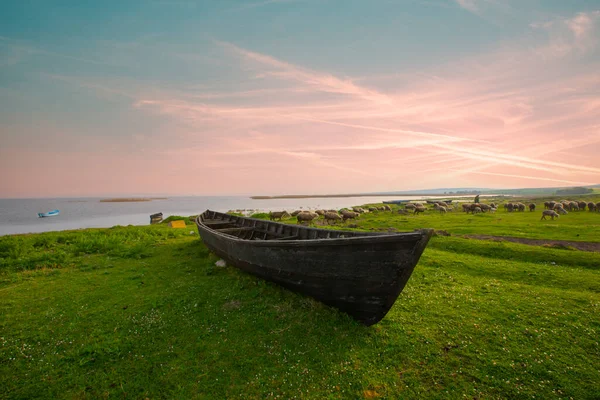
[215,227,254,234]
[195,210,433,326]
[203,220,236,227]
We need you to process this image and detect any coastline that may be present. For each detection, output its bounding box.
[99,197,168,202]
[0,194,491,236]
[250,193,470,200]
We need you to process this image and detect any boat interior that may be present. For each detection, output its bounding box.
[199,210,373,241]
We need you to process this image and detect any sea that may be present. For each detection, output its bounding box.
[0,195,472,236]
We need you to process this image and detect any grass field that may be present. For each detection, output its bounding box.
[254,195,600,242]
[1,197,599,399]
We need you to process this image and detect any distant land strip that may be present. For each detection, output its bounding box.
[251,193,463,200]
[99,197,168,202]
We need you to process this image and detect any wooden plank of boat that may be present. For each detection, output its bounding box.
[195,210,433,326]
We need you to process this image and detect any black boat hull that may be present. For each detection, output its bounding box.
[195,210,432,325]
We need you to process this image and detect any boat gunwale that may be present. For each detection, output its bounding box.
[195,210,432,247]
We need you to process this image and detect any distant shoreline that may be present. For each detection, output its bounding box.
[250,193,477,200]
[99,197,168,202]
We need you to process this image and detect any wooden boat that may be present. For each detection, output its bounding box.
[195,210,433,326]
[150,212,163,224]
[38,209,60,218]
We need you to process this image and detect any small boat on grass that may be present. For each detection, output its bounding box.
[150,212,163,224]
[195,210,433,326]
[38,209,60,218]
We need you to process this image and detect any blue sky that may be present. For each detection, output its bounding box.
[1,0,599,197]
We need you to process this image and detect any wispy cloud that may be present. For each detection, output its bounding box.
[217,41,396,105]
[128,26,599,187]
[15,7,599,196]
[566,11,600,40]
[455,0,479,13]
[531,10,600,55]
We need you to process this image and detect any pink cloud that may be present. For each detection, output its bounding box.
[124,28,600,193]
[5,9,599,197]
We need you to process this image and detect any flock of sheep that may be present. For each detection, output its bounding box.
[539,200,600,220]
[267,198,599,225]
[269,205,393,225]
[401,199,600,221]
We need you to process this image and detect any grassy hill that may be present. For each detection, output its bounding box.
[1,197,599,399]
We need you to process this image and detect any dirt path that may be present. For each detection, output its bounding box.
[462,235,600,252]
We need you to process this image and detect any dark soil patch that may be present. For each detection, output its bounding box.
[463,235,600,253]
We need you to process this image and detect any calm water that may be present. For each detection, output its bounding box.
[0,195,469,236]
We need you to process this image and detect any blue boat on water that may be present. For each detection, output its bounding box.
[38,209,60,218]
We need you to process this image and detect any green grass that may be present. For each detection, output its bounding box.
[161,215,197,225]
[269,195,600,242]
[1,201,599,399]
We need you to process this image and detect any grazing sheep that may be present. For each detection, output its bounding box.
[438,201,449,208]
[291,210,303,216]
[340,209,360,221]
[297,211,319,225]
[383,205,392,211]
[578,201,587,211]
[490,207,497,213]
[405,204,416,211]
[469,203,483,213]
[324,211,342,224]
[352,207,366,213]
[462,203,471,213]
[473,207,482,214]
[368,207,377,212]
[413,206,426,215]
[479,204,491,212]
[529,203,536,212]
[506,203,514,212]
[555,206,568,215]
[516,203,526,212]
[438,206,447,214]
[596,202,600,212]
[587,202,596,212]
[377,206,386,211]
[541,210,560,220]
[315,209,325,216]
[269,211,290,221]
[490,203,497,209]
[544,201,550,209]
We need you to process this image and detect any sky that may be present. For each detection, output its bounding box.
[1,0,599,197]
